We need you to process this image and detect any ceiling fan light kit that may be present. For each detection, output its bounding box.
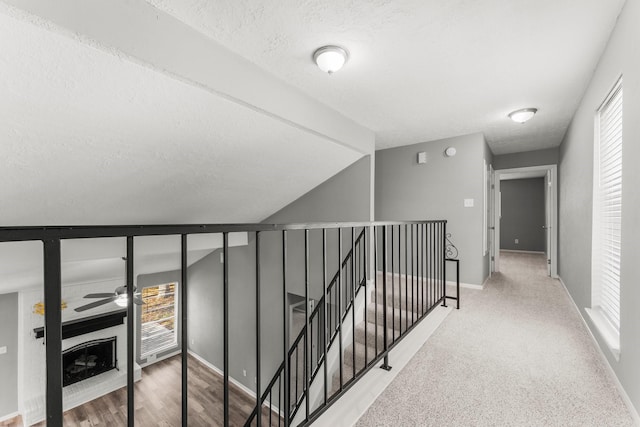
[75,285,144,312]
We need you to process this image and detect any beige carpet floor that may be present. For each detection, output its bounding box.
[355,252,635,426]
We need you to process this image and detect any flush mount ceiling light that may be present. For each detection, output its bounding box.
[508,108,538,124]
[313,45,348,74]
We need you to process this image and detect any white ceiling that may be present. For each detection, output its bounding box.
[0,6,361,226]
[145,0,626,154]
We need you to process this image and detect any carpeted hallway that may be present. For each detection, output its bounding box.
[355,251,635,426]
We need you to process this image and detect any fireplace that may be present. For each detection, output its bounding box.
[63,337,118,387]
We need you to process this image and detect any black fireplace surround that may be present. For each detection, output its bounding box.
[63,337,117,387]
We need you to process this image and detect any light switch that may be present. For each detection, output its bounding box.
[464,198,474,207]
[417,152,427,164]
[0,346,7,355]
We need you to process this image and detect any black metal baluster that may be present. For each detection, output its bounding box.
[126,237,134,427]
[411,225,415,325]
[380,226,392,371]
[422,224,426,315]
[404,225,408,332]
[44,238,63,427]
[390,225,395,343]
[282,231,290,426]
[398,225,406,335]
[427,223,431,311]
[374,226,378,358]
[255,232,262,427]
[363,227,368,368]
[351,227,356,377]
[181,234,188,427]
[337,228,344,390]
[304,229,310,420]
[223,232,230,427]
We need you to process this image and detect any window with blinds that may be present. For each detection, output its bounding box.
[592,76,623,338]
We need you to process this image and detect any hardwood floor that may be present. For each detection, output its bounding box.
[6,354,280,427]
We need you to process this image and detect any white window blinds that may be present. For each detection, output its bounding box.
[594,77,623,333]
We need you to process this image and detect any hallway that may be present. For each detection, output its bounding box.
[355,252,634,426]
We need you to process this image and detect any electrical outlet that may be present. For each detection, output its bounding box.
[515,238,519,244]
[243,369,247,377]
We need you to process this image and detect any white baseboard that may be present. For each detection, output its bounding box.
[557,277,640,426]
[187,350,256,400]
[446,280,483,290]
[500,249,545,254]
[0,411,20,423]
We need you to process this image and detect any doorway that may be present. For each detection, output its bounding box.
[490,165,558,278]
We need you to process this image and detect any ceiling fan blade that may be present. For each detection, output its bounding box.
[83,293,115,299]
[133,296,145,305]
[74,297,117,312]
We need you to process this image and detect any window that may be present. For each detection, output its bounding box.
[588,76,623,359]
[140,282,178,358]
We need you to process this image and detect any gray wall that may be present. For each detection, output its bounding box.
[493,148,558,170]
[187,156,373,395]
[264,155,371,223]
[376,133,491,286]
[500,179,545,251]
[0,293,18,418]
[559,0,640,416]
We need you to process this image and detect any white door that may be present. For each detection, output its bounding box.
[489,165,497,273]
[544,170,552,276]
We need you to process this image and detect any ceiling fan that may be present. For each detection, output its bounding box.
[74,257,145,312]
[75,285,144,312]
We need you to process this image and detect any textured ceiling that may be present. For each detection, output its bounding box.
[145,0,625,154]
[0,8,361,226]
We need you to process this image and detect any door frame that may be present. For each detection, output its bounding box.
[491,164,558,278]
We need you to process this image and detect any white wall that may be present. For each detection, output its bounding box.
[559,0,640,416]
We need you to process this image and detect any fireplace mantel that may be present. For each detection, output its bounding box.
[33,309,127,340]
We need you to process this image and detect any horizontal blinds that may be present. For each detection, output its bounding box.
[596,78,623,332]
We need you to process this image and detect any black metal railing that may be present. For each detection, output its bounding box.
[0,220,455,427]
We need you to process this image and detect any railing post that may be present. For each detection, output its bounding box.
[282,230,290,426]
[351,227,356,377]
[126,237,134,427]
[337,228,343,389]
[43,238,63,427]
[223,232,230,426]
[255,231,262,427]
[380,225,392,371]
[181,234,188,427]
[442,222,447,307]
[322,229,328,404]
[304,229,310,420]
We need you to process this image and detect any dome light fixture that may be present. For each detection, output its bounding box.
[508,108,538,124]
[313,45,349,74]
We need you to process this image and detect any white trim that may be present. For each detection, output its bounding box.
[585,308,620,361]
[558,277,640,425]
[139,349,181,368]
[446,280,483,290]
[500,249,545,255]
[187,351,285,418]
[313,305,453,427]
[187,350,263,400]
[0,411,20,423]
[494,164,558,279]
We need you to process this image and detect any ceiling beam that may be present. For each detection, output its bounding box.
[1,0,374,155]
